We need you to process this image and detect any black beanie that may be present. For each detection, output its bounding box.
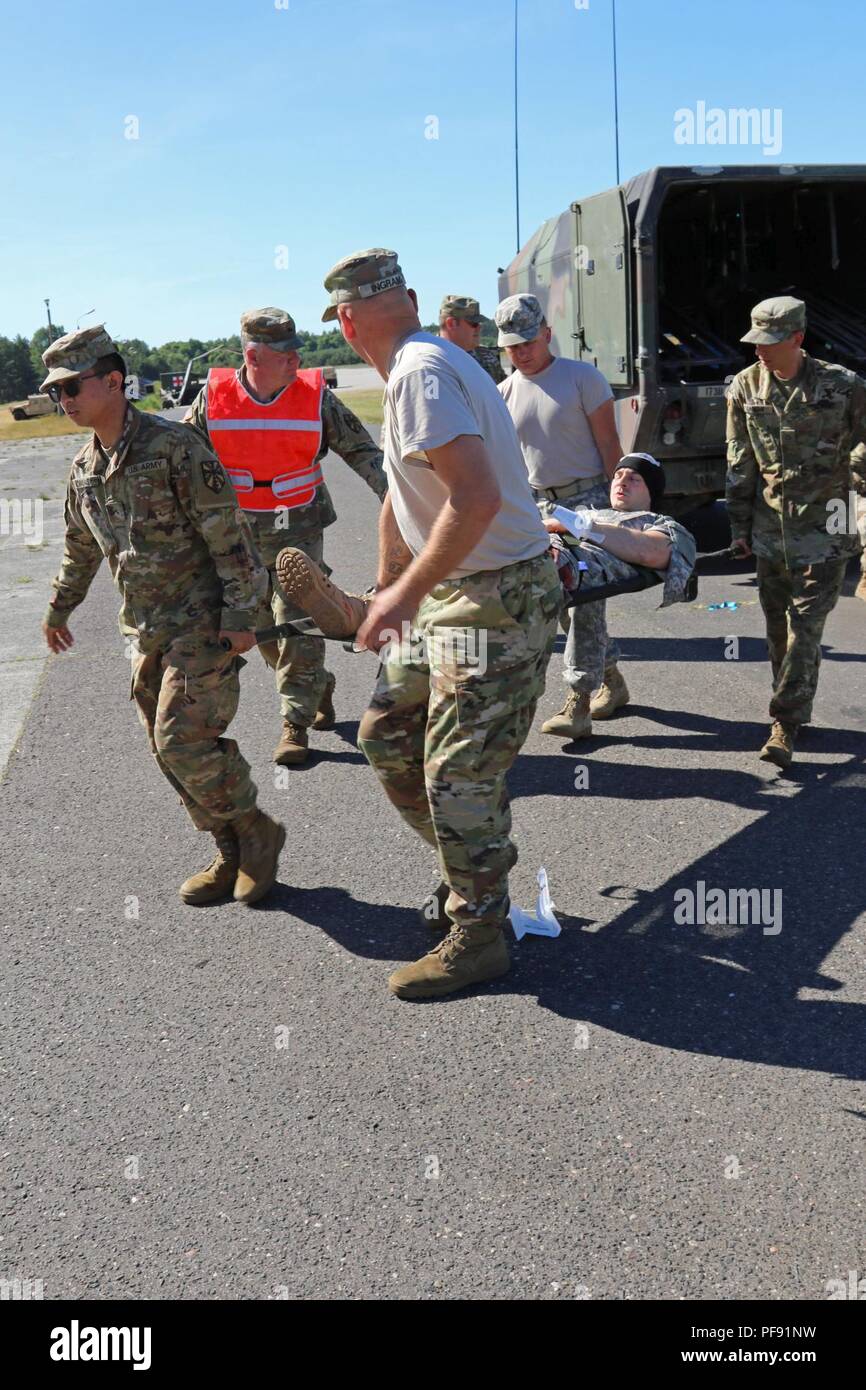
[615,453,666,510]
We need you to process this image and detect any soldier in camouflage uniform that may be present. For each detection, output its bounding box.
[184,308,387,766]
[495,292,626,741]
[323,248,560,999]
[438,294,506,384]
[726,296,866,767]
[40,325,285,905]
[857,497,866,602]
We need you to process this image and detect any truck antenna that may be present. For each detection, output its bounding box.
[612,0,621,184]
[513,0,521,253]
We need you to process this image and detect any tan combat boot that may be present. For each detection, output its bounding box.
[275,548,370,637]
[420,881,450,932]
[231,807,286,904]
[759,720,796,769]
[590,664,630,719]
[311,673,336,731]
[856,569,866,602]
[541,691,592,739]
[273,720,309,766]
[388,924,510,999]
[179,827,239,905]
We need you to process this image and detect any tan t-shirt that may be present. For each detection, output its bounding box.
[499,355,613,488]
[383,331,549,579]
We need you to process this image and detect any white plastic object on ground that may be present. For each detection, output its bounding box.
[509,866,562,942]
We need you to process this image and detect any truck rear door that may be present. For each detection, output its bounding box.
[573,187,632,388]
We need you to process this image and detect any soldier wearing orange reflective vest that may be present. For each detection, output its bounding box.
[185,308,387,765]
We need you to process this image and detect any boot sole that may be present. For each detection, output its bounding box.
[179,886,235,905]
[273,748,308,765]
[759,746,793,769]
[540,724,592,739]
[389,957,510,999]
[235,822,287,905]
[275,549,368,638]
[590,698,630,720]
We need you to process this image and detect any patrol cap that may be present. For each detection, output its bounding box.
[615,452,666,510]
[740,295,806,345]
[440,295,481,322]
[40,324,117,390]
[240,307,301,352]
[495,293,545,346]
[321,248,406,323]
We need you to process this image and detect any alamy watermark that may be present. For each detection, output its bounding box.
[674,101,782,157]
[378,621,488,675]
[674,880,782,935]
[0,497,44,545]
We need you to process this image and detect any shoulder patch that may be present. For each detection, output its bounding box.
[201,458,227,494]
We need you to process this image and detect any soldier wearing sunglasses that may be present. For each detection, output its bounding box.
[438,295,506,384]
[40,324,285,907]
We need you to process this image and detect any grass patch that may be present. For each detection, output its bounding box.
[0,412,87,442]
[335,388,384,426]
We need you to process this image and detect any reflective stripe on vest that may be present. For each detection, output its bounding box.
[205,366,325,511]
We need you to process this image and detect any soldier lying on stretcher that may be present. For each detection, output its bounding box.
[543,453,697,611]
[271,455,696,692]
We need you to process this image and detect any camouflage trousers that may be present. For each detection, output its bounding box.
[130,633,257,833]
[534,480,621,691]
[756,556,848,727]
[556,545,651,692]
[858,496,866,575]
[358,553,560,932]
[247,516,332,727]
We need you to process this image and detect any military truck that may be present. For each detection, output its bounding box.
[8,394,56,422]
[499,164,866,512]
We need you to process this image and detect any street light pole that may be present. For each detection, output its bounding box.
[513,0,521,254]
[612,0,621,184]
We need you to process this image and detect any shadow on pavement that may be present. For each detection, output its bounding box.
[271,737,866,1083]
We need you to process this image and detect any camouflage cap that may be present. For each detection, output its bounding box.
[240,307,301,352]
[440,295,481,322]
[495,293,545,346]
[321,248,405,323]
[741,295,807,345]
[40,324,117,389]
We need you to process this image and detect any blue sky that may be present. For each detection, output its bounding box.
[1,0,863,345]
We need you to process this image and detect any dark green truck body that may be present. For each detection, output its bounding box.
[498,164,866,511]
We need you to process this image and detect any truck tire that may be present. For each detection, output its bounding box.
[11,408,27,421]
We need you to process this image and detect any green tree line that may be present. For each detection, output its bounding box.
[1,321,499,400]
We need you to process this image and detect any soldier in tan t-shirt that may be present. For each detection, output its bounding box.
[322,247,560,1002]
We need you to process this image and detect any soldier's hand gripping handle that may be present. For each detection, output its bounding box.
[218,630,257,655]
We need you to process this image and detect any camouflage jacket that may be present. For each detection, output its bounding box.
[726,354,866,566]
[469,345,506,385]
[184,371,387,546]
[45,406,270,651]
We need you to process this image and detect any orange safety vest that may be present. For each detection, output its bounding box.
[205,367,325,512]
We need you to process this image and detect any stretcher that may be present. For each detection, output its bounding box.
[221,546,740,653]
[563,545,738,607]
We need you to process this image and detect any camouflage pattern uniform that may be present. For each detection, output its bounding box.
[43,373,269,831]
[358,555,560,930]
[439,294,506,384]
[551,508,696,690]
[185,353,386,727]
[469,345,506,385]
[494,292,619,692]
[727,298,866,726]
[320,251,559,941]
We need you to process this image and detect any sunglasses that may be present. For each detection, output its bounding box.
[465,320,481,329]
[47,369,107,404]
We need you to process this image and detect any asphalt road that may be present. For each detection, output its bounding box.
[1,423,865,1301]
